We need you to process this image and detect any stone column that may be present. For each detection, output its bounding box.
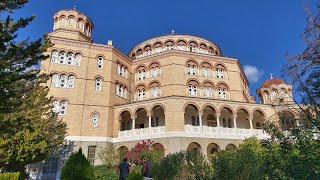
[148,115,152,134]
[249,117,253,129]
[216,114,220,127]
[132,118,135,134]
[198,113,203,132]
[233,116,237,128]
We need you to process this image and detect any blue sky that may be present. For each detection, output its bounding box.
[12,0,317,99]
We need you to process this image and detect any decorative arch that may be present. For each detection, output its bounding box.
[207,143,220,158]
[218,105,235,116]
[95,54,106,59]
[133,106,149,118]
[226,144,237,150]
[186,78,201,86]
[235,106,251,117]
[148,80,161,89]
[185,58,199,67]
[135,83,147,91]
[118,109,133,120]
[148,61,161,69]
[201,104,218,114]
[150,103,166,114]
[188,40,199,47]
[143,44,152,52]
[135,64,147,72]
[153,41,164,48]
[200,61,213,69]
[93,75,104,81]
[216,81,230,90]
[183,102,200,112]
[164,39,176,46]
[176,39,187,46]
[201,80,215,88]
[214,63,228,71]
[251,108,267,119]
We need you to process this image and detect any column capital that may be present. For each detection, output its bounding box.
[198,113,203,116]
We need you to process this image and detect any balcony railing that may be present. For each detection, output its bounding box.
[135,46,213,59]
[185,125,269,139]
[118,126,165,138]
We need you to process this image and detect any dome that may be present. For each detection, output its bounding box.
[260,78,286,88]
[128,34,222,60]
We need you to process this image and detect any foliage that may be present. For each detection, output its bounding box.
[60,148,95,180]
[0,172,21,180]
[0,0,67,177]
[93,164,118,180]
[283,2,320,129]
[153,151,211,180]
[125,140,161,164]
[98,143,121,168]
[125,171,143,180]
[212,138,266,180]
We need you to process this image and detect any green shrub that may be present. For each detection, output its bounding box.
[125,172,143,180]
[0,172,21,180]
[93,164,118,180]
[60,148,95,180]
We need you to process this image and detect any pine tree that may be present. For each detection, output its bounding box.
[61,148,95,180]
[0,0,67,177]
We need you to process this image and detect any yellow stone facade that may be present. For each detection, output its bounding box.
[40,9,295,168]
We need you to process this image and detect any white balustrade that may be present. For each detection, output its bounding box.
[118,126,166,138]
[134,46,211,59]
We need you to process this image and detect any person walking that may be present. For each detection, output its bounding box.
[119,158,131,180]
[142,154,153,180]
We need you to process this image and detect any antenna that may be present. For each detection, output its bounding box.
[171,30,175,34]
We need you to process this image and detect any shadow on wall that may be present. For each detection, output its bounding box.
[27,141,76,180]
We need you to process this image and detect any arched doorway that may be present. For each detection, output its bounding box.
[153,143,165,158]
[220,107,234,128]
[187,142,202,154]
[225,144,237,150]
[236,108,250,129]
[202,106,217,127]
[151,105,165,127]
[207,143,220,158]
[117,146,129,160]
[119,111,132,131]
[135,108,148,129]
[252,109,265,129]
[184,104,200,126]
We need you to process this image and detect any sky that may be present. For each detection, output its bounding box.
[11,0,318,100]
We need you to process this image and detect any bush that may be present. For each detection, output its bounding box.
[60,148,95,180]
[153,151,211,180]
[0,172,21,180]
[93,164,118,180]
[125,172,143,180]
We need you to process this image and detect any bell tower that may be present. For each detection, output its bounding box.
[49,9,94,42]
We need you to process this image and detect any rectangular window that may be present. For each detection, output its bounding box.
[87,146,96,166]
[42,158,58,174]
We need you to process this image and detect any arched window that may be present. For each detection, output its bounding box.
[59,51,66,64]
[67,52,74,65]
[69,17,74,26]
[59,100,67,115]
[51,74,59,87]
[52,100,60,113]
[272,89,277,100]
[116,84,119,96]
[218,88,227,99]
[67,75,75,88]
[203,86,213,97]
[96,78,102,91]
[60,17,66,26]
[119,85,123,97]
[188,84,197,96]
[151,86,160,97]
[97,56,103,69]
[138,69,146,80]
[59,74,67,88]
[156,117,160,127]
[138,89,146,100]
[51,51,59,63]
[151,67,160,77]
[74,53,81,66]
[216,68,224,78]
[92,113,99,128]
[117,63,121,75]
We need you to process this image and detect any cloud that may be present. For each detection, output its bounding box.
[243,65,264,83]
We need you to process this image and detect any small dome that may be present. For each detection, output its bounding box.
[260,78,286,88]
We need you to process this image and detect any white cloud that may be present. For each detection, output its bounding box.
[243,65,264,83]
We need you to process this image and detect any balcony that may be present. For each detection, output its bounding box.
[185,125,269,139]
[135,46,213,59]
[118,126,166,140]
